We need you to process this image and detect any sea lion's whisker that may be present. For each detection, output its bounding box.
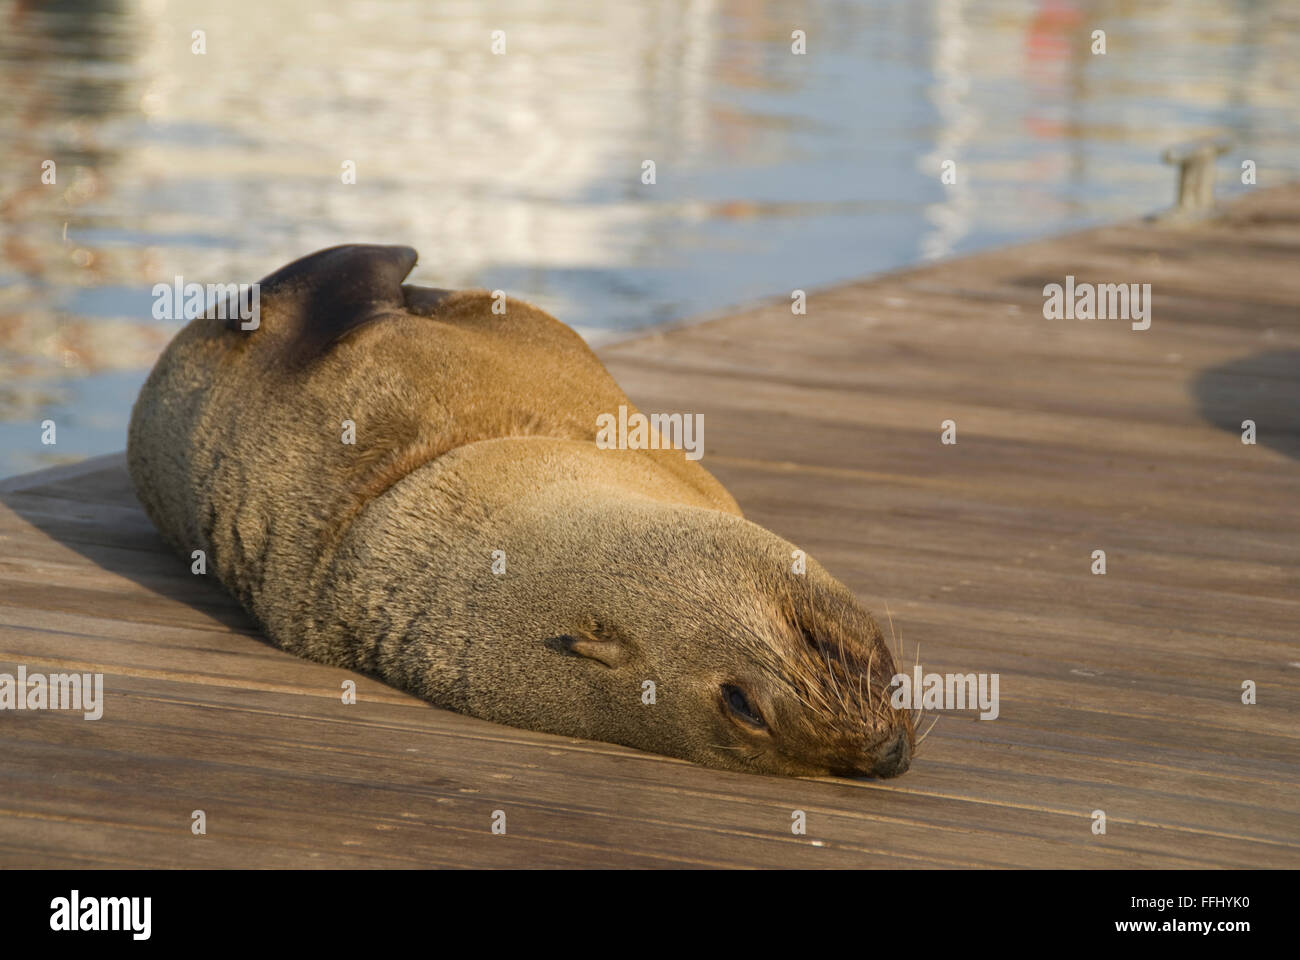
[864,646,875,714]
[915,714,940,751]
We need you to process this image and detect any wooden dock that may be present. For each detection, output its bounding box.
[2,185,1298,868]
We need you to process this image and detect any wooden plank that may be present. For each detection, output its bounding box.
[2,185,1298,868]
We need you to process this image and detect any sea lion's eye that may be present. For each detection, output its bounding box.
[722,684,765,728]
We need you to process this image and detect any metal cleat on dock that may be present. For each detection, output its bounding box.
[1155,136,1234,222]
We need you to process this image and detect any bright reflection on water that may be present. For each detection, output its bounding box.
[1,0,1298,476]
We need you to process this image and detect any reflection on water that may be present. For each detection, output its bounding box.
[1,0,1298,476]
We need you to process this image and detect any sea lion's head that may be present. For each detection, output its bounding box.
[524,499,916,779]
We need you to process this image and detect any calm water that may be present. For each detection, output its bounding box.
[1,0,1298,477]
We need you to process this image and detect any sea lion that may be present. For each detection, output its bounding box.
[127,244,914,778]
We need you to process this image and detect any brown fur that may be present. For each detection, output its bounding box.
[127,245,914,778]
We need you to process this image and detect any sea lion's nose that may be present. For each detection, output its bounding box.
[868,728,912,778]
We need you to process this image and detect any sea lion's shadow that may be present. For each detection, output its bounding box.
[0,453,264,638]
[1190,349,1300,461]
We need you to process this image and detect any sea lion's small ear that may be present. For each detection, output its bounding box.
[234,244,420,359]
[554,633,625,668]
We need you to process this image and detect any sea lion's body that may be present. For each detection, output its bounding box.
[128,246,914,778]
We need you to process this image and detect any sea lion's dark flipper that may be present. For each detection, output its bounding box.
[401,284,457,317]
[226,244,420,360]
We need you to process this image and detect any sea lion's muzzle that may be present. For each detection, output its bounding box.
[868,728,913,778]
[829,727,912,779]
